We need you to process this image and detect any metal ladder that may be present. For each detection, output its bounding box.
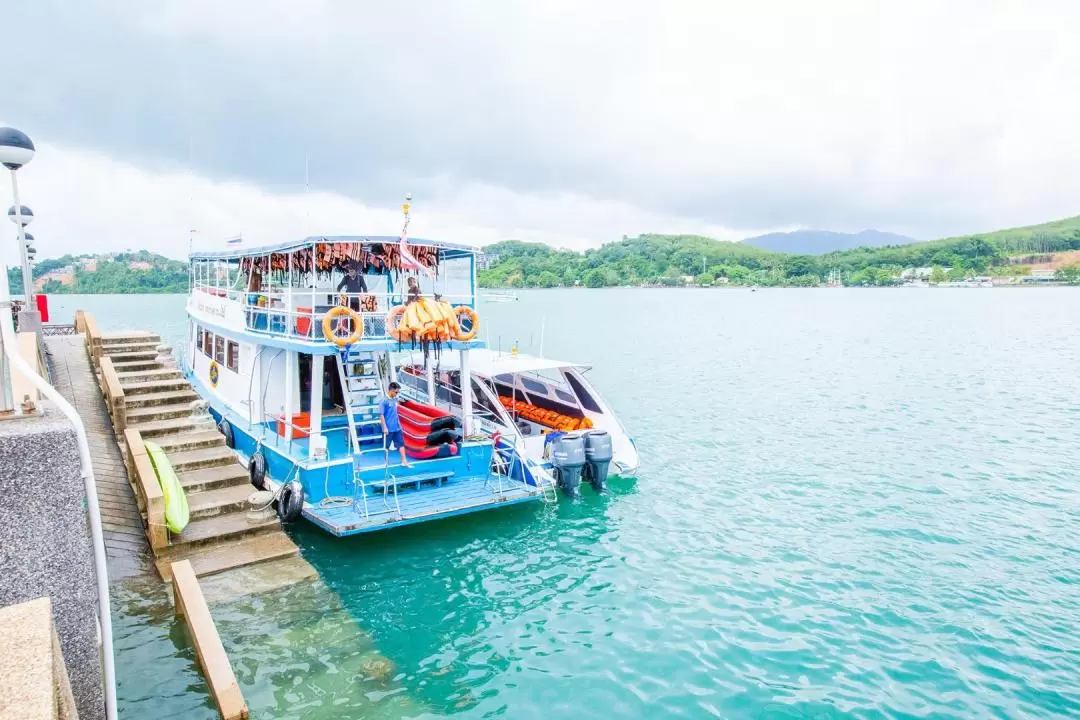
[335,348,385,516]
[487,434,559,502]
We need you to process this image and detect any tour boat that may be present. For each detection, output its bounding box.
[181,224,579,535]
[395,348,638,488]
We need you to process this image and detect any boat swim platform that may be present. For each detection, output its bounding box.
[220,418,547,536]
[59,313,318,594]
[304,474,542,536]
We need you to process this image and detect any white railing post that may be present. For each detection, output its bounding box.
[460,348,473,436]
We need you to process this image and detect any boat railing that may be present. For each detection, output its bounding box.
[192,284,476,345]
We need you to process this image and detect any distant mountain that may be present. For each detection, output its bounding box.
[742,229,916,255]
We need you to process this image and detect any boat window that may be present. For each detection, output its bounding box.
[202,330,213,357]
[196,326,204,352]
[565,372,602,413]
[439,256,472,304]
[399,369,425,393]
[214,335,225,364]
[521,376,549,395]
[553,388,577,404]
[226,341,240,372]
[471,379,503,419]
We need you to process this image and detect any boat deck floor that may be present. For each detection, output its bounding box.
[304,474,542,536]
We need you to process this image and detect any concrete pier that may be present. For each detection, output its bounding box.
[0,407,104,719]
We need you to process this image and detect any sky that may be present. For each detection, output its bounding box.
[5,0,1080,262]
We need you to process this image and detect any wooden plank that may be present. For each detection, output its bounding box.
[83,311,102,362]
[171,560,249,720]
[99,356,127,433]
[124,428,167,552]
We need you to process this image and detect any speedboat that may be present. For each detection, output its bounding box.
[395,348,638,493]
[481,292,519,303]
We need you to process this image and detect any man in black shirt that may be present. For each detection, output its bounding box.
[337,263,367,311]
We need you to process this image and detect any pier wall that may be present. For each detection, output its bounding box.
[0,412,103,720]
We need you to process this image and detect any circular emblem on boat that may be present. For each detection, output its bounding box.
[209,360,220,388]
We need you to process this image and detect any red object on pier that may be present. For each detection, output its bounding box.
[35,294,49,323]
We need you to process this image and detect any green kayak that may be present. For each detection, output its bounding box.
[144,439,190,534]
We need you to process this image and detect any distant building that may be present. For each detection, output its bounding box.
[127,260,152,271]
[476,252,500,270]
[34,269,75,290]
[79,258,97,271]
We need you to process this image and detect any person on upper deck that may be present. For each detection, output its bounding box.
[337,263,368,294]
[406,276,421,305]
[337,263,368,311]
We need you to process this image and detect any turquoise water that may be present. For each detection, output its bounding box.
[61,290,1080,718]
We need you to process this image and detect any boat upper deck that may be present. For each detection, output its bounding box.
[187,236,483,352]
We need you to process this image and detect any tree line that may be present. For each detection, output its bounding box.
[478,220,1080,288]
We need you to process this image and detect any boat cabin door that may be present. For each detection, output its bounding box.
[298,353,344,412]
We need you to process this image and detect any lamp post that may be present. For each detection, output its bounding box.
[0,127,39,332]
[8,204,34,307]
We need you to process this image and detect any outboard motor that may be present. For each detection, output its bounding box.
[582,430,613,492]
[550,432,586,496]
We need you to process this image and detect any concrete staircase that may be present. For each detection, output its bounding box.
[98,331,313,584]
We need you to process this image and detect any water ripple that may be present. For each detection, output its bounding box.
[91,290,1080,718]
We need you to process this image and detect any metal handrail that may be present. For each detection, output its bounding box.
[0,316,117,719]
[193,284,477,344]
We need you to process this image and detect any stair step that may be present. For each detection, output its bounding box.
[178,463,250,493]
[155,430,224,453]
[125,416,198,438]
[120,377,191,395]
[156,532,300,581]
[196,556,318,603]
[103,341,163,355]
[188,484,255,519]
[125,402,195,423]
[168,511,280,549]
[169,446,239,473]
[112,358,161,370]
[102,331,160,345]
[116,367,182,382]
[107,350,161,363]
[125,389,199,408]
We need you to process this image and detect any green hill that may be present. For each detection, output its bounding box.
[479,215,1080,288]
[7,251,188,295]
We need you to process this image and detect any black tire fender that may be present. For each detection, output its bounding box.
[249,452,267,491]
[218,419,235,449]
[277,481,305,523]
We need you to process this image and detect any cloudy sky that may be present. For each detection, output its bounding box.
[5,0,1080,262]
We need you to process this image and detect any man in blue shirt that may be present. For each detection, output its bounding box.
[380,382,411,467]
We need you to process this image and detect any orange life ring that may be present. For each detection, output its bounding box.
[322,306,363,346]
[454,306,479,341]
[386,305,407,340]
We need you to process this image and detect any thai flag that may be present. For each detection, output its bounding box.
[226,236,242,246]
[399,233,434,278]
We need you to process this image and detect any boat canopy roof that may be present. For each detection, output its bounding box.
[190,235,480,261]
[403,348,589,377]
